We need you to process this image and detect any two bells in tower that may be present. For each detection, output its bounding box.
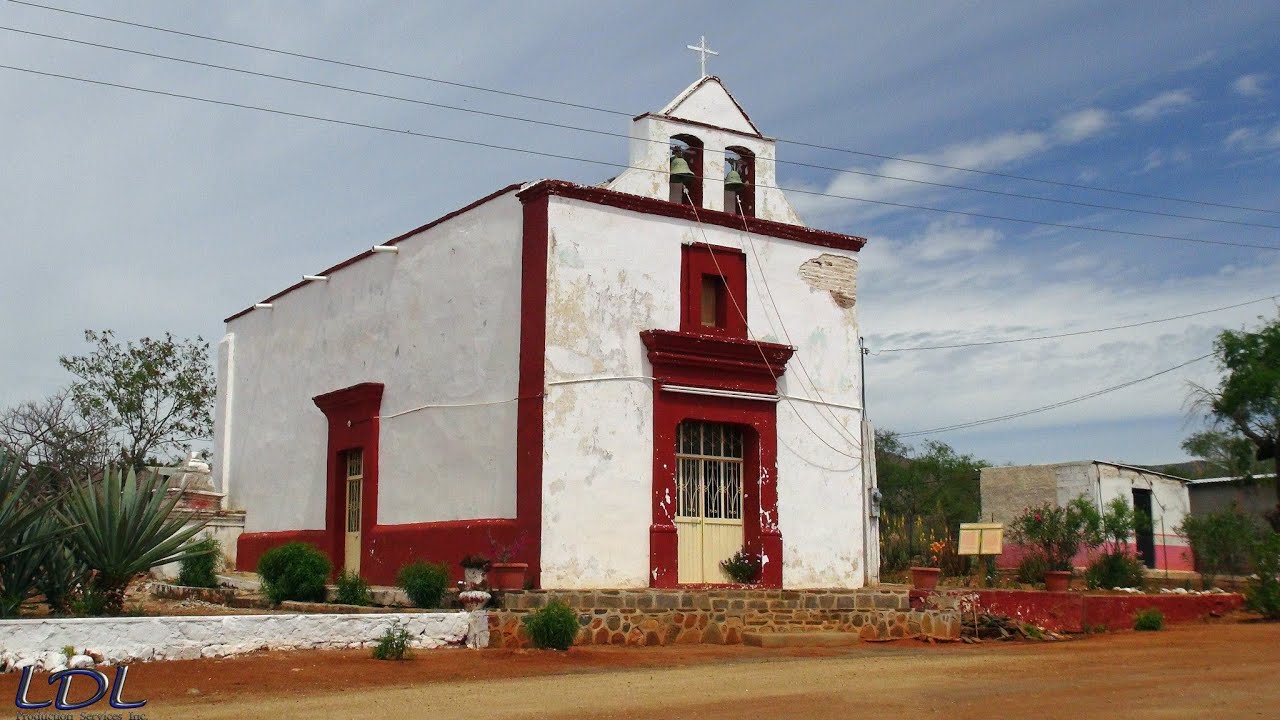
[669,147,746,191]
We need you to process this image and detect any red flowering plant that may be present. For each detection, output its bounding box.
[1009,498,1102,572]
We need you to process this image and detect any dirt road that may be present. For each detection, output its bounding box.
[10,622,1278,719]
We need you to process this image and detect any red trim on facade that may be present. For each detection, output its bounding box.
[635,112,769,140]
[311,382,384,576]
[520,180,866,253]
[644,329,793,589]
[681,243,747,338]
[235,530,328,574]
[225,183,524,323]
[235,521,522,586]
[514,190,551,588]
[641,330,794,396]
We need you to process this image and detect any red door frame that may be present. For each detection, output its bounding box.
[642,330,793,588]
[313,382,384,575]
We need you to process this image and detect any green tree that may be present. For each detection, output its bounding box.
[1187,313,1280,529]
[59,330,215,470]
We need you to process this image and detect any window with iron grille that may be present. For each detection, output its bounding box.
[675,421,744,520]
[345,449,363,533]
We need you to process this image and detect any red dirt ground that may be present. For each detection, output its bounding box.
[6,619,1278,719]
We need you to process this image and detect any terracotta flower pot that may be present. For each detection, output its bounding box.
[910,566,942,591]
[489,562,529,590]
[1044,570,1072,592]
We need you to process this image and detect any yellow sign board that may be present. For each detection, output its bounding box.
[958,523,1003,556]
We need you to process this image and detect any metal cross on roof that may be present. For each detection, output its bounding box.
[686,35,718,78]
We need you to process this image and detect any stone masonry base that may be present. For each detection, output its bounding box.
[490,588,960,648]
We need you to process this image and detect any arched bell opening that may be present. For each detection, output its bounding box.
[669,134,704,207]
[724,146,755,218]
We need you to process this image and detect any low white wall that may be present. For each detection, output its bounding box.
[0,612,477,667]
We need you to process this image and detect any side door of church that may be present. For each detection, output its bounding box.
[343,449,364,574]
[675,422,745,583]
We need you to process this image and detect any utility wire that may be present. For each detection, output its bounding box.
[897,352,1214,437]
[4,24,1277,231]
[873,293,1280,353]
[3,62,1279,254]
[8,0,1279,217]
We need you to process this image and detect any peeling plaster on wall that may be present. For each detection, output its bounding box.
[799,254,858,309]
[539,197,865,589]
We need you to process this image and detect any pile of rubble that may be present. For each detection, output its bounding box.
[956,612,1069,643]
[1,648,106,674]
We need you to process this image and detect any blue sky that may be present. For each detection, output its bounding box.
[1,1,1277,466]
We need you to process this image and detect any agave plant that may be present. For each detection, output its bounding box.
[62,465,210,615]
[0,453,66,563]
[0,517,55,617]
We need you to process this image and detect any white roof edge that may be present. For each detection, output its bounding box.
[1189,473,1277,485]
[983,460,1191,482]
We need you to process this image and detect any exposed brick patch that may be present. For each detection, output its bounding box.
[491,589,960,648]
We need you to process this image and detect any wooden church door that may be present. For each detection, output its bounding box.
[343,448,364,574]
[675,421,745,583]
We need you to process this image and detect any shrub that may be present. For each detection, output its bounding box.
[1009,498,1101,572]
[396,561,449,608]
[178,537,221,588]
[522,601,579,650]
[720,549,762,584]
[1134,607,1164,631]
[1015,553,1047,585]
[1177,504,1261,586]
[257,542,331,604]
[335,570,372,606]
[371,618,412,661]
[1085,551,1146,590]
[1247,531,1280,620]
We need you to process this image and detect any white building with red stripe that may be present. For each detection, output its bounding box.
[213,77,875,589]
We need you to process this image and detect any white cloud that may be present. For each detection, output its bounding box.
[1232,73,1267,96]
[1224,124,1280,152]
[1125,89,1193,121]
[1141,146,1190,172]
[1054,108,1110,142]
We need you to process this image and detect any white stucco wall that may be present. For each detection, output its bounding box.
[537,197,864,589]
[216,191,524,533]
[0,612,473,666]
[1097,464,1191,552]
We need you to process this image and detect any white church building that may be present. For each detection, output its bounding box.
[214,75,876,590]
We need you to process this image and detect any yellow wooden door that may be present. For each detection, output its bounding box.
[344,449,363,575]
[675,423,744,584]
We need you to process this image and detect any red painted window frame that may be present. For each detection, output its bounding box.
[681,243,747,338]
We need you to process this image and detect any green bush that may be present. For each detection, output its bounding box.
[1016,553,1047,585]
[335,570,372,606]
[371,618,412,661]
[720,549,761,584]
[522,601,579,650]
[1247,531,1280,620]
[178,537,221,588]
[257,542,331,604]
[396,561,449,608]
[1008,498,1101,572]
[1134,607,1164,631]
[1085,551,1147,590]
[1177,504,1261,586]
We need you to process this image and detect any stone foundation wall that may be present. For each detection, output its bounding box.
[490,589,960,648]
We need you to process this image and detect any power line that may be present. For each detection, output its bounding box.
[873,293,1280,353]
[4,62,1279,254]
[897,352,1214,437]
[5,24,1278,232]
[8,0,1279,217]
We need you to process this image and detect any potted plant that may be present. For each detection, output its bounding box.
[1010,498,1101,592]
[460,554,491,588]
[487,532,529,591]
[909,539,947,591]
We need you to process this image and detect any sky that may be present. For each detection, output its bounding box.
[1,1,1278,467]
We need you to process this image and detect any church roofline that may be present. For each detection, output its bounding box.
[517,179,866,254]
[657,75,764,137]
[631,111,772,141]
[223,182,524,323]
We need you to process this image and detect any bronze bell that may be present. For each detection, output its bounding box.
[724,167,746,192]
[670,154,696,184]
